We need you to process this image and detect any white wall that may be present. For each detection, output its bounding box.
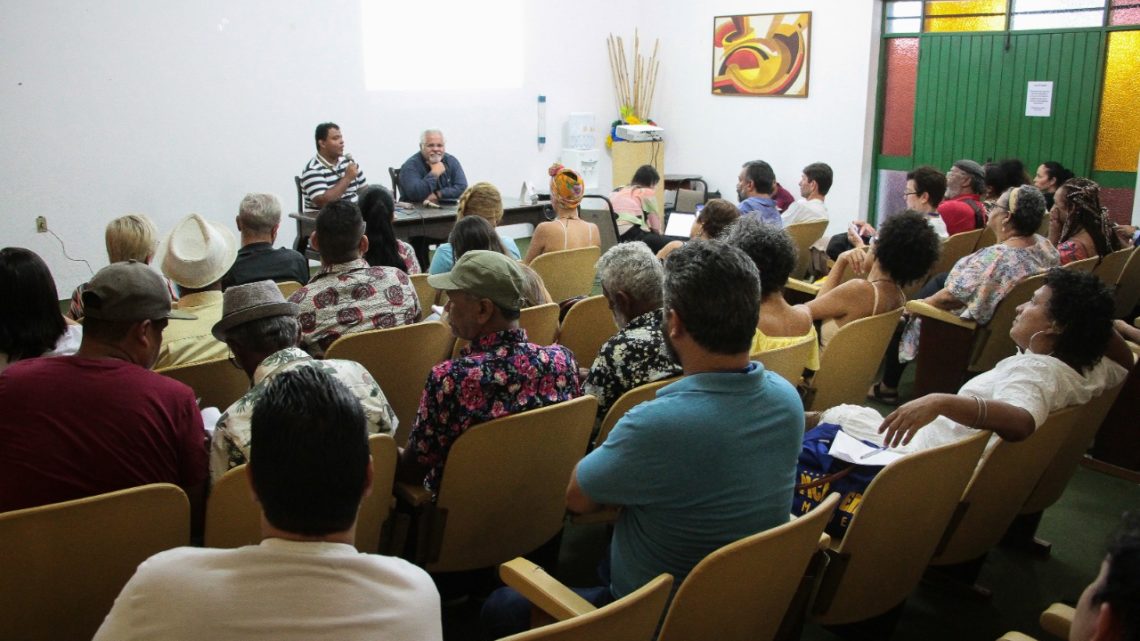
[645,1,881,235]
[1,0,881,295]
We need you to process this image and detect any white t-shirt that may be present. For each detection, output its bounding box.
[927,213,950,239]
[781,199,828,226]
[94,538,442,641]
[821,352,1128,454]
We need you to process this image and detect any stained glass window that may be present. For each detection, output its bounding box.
[1094,30,1140,172]
[881,39,919,157]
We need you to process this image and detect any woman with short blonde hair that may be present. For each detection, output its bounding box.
[69,214,172,320]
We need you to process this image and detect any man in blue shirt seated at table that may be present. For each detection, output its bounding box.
[481,239,803,637]
[399,129,468,205]
[736,159,782,227]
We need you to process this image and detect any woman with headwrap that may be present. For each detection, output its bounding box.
[1047,177,1122,264]
[522,164,600,265]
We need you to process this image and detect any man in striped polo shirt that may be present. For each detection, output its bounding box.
[300,122,366,212]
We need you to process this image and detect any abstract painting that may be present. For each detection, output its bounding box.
[712,12,811,97]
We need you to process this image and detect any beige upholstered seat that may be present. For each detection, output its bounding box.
[205,434,397,553]
[593,376,679,448]
[906,271,1047,396]
[0,484,190,641]
[157,357,250,410]
[452,302,562,357]
[276,280,304,299]
[1113,246,1140,318]
[531,246,602,303]
[1092,246,1132,285]
[751,336,815,387]
[396,395,597,573]
[409,273,438,314]
[811,433,989,626]
[997,602,1075,641]
[1062,255,1099,272]
[502,493,839,641]
[557,295,618,368]
[785,220,829,280]
[325,321,455,446]
[930,406,1082,568]
[903,229,983,297]
[802,308,903,411]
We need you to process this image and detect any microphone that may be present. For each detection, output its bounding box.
[344,152,354,164]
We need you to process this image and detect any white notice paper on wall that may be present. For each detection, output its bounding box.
[1026,81,1054,117]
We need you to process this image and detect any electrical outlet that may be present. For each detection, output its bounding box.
[36,216,48,233]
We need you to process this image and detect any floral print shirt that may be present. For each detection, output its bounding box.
[406,328,581,494]
[1056,238,1090,265]
[209,347,396,484]
[288,259,420,357]
[583,311,682,419]
[900,235,1058,362]
[396,240,422,275]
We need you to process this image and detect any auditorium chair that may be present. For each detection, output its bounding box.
[592,376,679,449]
[205,434,397,553]
[276,280,303,299]
[905,271,1047,397]
[409,273,438,315]
[452,302,561,357]
[903,228,983,298]
[1092,245,1134,288]
[1062,255,1099,273]
[998,603,1075,641]
[499,572,672,641]
[325,321,455,446]
[928,407,1082,595]
[502,493,838,641]
[557,295,617,368]
[531,246,601,303]
[393,396,596,573]
[801,308,903,412]
[785,220,828,280]
[809,433,989,637]
[751,336,816,387]
[0,484,190,641]
[157,356,250,410]
[1113,246,1140,319]
[974,226,997,251]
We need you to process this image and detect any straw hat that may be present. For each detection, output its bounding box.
[158,214,238,289]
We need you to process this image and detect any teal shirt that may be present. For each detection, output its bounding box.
[428,235,522,274]
[576,362,802,598]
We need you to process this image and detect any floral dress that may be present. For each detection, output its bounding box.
[899,235,1058,362]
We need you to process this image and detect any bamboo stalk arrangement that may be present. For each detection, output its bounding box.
[606,30,660,121]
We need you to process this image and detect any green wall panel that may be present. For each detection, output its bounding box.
[911,31,1104,175]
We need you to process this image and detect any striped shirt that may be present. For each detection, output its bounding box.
[300,154,366,210]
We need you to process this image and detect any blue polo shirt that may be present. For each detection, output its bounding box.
[576,362,802,598]
[739,197,783,227]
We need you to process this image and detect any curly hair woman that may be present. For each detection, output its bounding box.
[805,210,941,349]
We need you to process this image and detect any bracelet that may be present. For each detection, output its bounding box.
[969,394,988,428]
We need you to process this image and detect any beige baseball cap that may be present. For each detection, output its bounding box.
[427,250,526,311]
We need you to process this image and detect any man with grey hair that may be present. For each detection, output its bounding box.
[222,193,311,289]
[583,243,681,418]
[398,129,468,205]
[938,158,988,235]
[209,280,396,483]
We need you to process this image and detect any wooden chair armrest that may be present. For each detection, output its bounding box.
[905,300,978,330]
[786,278,820,298]
[1040,603,1075,640]
[499,557,598,622]
[569,506,621,525]
[394,481,432,508]
[997,632,1040,641]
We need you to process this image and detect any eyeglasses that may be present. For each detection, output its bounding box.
[227,350,242,370]
[903,191,918,196]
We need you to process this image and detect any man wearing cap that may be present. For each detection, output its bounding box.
[209,280,397,484]
[289,200,420,358]
[222,193,311,289]
[156,213,239,370]
[397,250,581,494]
[0,261,208,519]
[938,159,989,236]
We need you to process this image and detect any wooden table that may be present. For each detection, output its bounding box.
[290,198,550,269]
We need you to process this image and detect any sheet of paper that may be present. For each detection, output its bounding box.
[828,430,905,467]
[1026,81,1053,117]
[664,213,695,238]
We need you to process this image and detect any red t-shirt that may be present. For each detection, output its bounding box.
[937,194,986,236]
[0,356,207,512]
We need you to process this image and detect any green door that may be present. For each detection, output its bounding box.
[911,30,1105,175]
